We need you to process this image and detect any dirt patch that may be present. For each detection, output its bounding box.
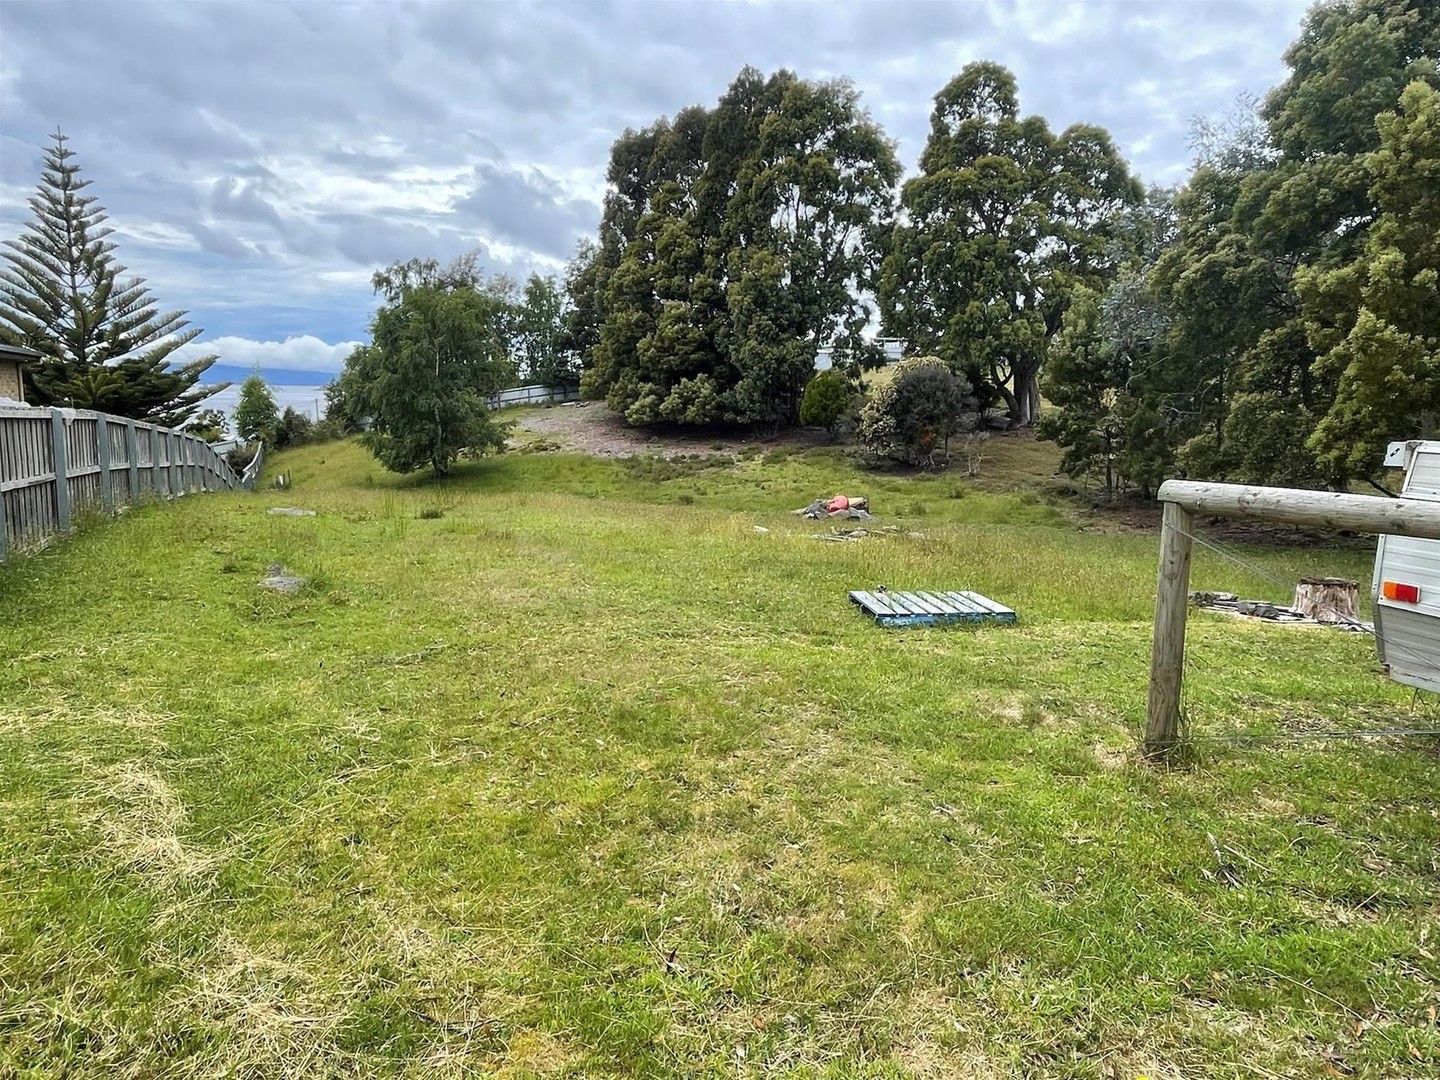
[511,403,826,459]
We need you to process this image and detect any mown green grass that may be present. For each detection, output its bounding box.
[1,437,1436,1078]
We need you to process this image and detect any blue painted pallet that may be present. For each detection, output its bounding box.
[849,589,1017,628]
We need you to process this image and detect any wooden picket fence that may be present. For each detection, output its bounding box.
[0,405,260,560]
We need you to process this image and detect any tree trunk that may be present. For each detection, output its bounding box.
[1292,578,1358,623]
[1103,430,1114,501]
[1006,368,1040,427]
[996,383,1020,428]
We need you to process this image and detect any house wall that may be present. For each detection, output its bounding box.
[0,361,23,402]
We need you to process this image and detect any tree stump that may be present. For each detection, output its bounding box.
[1292,577,1359,623]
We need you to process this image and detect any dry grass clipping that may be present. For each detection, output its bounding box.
[84,761,221,890]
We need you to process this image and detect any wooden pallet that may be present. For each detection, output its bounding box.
[849,589,1017,628]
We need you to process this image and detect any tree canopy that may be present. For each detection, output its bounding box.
[574,67,899,428]
[233,374,278,445]
[338,255,511,477]
[0,131,222,425]
[1301,78,1440,475]
[517,273,573,387]
[1043,0,1439,491]
[880,62,1140,427]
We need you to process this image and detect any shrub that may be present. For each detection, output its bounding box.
[799,369,853,438]
[224,442,259,475]
[274,406,315,450]
[858,356,976,467]
[311,418,348,443]
[186,408,227,443]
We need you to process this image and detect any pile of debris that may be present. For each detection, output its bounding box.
[1191,592,1309,622]
[794,494,871,521]
[811,524,925,544]
[1190,590,1371,633]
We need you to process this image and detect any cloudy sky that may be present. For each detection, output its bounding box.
[0,0,1309,386]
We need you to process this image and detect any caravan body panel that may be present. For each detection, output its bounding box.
[1373,442,1440,692]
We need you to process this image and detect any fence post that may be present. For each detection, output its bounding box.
[1143,501,1195,758]
[50,408,71,532]
[125,420,139,502]
[147,426,160,495]
[96,416,114,511]
[0,481,7,561]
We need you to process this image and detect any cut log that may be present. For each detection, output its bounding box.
[1292,577,1358,623]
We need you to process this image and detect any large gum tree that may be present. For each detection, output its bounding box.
[879,62,1139,428]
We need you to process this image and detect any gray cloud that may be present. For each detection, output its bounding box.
[0,0,1310,373]
[452,163,600,260]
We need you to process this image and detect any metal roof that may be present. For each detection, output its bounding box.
[0,344,42,364]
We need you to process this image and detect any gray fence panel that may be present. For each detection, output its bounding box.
[0,406,247,559]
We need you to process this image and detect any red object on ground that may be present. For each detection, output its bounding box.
[827,494,849,512]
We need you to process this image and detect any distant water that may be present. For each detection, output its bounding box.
[201,384,329,422]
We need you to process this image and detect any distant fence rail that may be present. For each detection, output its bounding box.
[489,383,581,409]
[0,405,258,559]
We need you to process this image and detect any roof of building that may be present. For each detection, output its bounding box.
[0,343,43,364]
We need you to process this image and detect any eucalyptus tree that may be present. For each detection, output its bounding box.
[579,68,899,427]
[1301,79,1440,477]
[1152,0,1439,486]
[880,63,1139,427]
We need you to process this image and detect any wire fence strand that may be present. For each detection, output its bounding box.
[1160,518,1440,745]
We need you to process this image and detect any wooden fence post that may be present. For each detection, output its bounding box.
[96,416,114,511]
[1143,500,1194,758]
[125,420,139,501]
[0,481,7,561]
[150,426,162,495]
[1143,481,1440,762]
[49,408,71,533]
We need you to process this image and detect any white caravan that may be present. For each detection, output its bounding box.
[1373,440,1440,692]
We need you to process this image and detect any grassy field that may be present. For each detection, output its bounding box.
[1,435,1436,1078]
